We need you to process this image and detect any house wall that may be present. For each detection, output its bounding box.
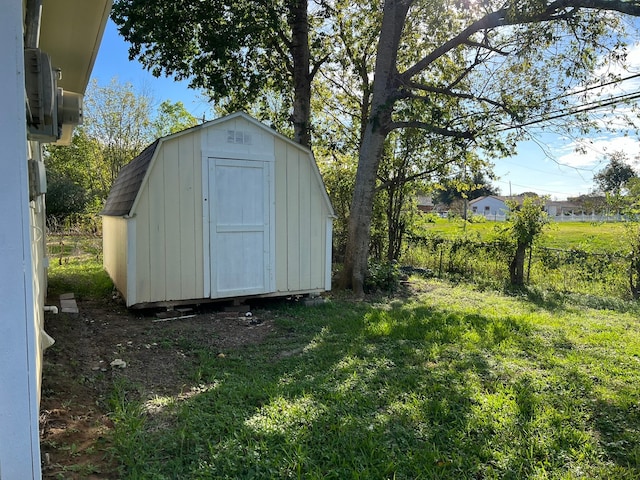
[30,145,55,399]
[103,215,129,301]
[470,197,508,216]
[0,1,43,477]
[131,132,205,305]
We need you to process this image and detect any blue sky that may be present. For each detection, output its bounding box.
[91,20,212,120]
[92,19,640,201]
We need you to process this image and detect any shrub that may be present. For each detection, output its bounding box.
[365,260,400,293]
[468,214,487,223]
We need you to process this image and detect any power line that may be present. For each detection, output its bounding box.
[494,90,640,133]
[446,72,640,131]
[539,72,640,104]
[494,178,584,196]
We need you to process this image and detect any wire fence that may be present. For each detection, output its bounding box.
[404,236,632,299]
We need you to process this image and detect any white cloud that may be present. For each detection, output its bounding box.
[555,135,640,168]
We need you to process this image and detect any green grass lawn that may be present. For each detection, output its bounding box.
[110,280,640,479]
[47,234,112,300]
[420,219,629,252]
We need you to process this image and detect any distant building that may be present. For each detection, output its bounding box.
[470,195,608,219]
[545,200,583,216]
[416,194,434,213]
[468,195,525,217]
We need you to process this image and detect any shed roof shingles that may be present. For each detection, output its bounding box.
[100,140,159,216]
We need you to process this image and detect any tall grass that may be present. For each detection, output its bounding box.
[403,221,635,299]
[421,219,628,252]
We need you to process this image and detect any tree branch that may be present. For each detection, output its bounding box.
[272,30,294,75]
[463,39,509,56]
[310,53,331,81]
[400,0,640,82]
[400,85,511,113]
[388,120,475,139]
[375,157,460,192]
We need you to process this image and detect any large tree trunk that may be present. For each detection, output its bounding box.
[340,128,389,293]
[288,0,312,148]
[338,0,412,294]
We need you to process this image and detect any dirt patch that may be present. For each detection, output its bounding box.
[40,297,277,479]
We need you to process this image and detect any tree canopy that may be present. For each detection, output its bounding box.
[594,151,638,196]
[340,0,640,293]
[110,0,640,294]
[111,0,330,146]
[45,78,200,226]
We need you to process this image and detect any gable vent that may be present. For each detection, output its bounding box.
[227,129,252,145]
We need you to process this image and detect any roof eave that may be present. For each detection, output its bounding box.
[38,0,112,94]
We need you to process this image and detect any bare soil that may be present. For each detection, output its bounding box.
[40,296,278,479]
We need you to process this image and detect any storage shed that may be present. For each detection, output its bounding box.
[102,112,334,307]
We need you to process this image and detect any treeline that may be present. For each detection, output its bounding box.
[45,78,198,231]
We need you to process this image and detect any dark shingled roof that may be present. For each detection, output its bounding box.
[101,140,159,216]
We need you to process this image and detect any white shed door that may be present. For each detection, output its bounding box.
[209,158,273,297]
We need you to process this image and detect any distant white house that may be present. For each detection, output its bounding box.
[545,199,584,216]
[469,195,513,217]
[469,195,606,221]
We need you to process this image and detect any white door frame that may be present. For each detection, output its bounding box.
[203,155,275,298]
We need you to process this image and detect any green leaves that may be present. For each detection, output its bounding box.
[505,196,550,246]
[151,100,198,138]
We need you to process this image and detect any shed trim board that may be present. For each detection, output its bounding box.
[126,217,137,303]
[325,218,333,291]
[201,153,211,298]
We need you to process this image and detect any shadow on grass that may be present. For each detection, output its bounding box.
[110,299,640,479]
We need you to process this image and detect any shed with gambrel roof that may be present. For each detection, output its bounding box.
[102,112,334,307]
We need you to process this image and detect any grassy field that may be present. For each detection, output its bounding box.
[106,280,640,479]
[45,234,640,478]
[403,219,635,299]
[47,234,112,299]
[419,218,629,252]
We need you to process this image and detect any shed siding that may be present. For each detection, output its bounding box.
[286,146,301,290]
[133,133,205,304]
[134,186,150,304]
[274,140,289,291]
[162,141,181,297]
[299,150,312,290]
[203,116,274,159]
[310,188,324,289]
[148,151,167,301]
[273,137,330,293]
[105,113,332,307]
[102,215,128,300]
[179,135,198,298]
